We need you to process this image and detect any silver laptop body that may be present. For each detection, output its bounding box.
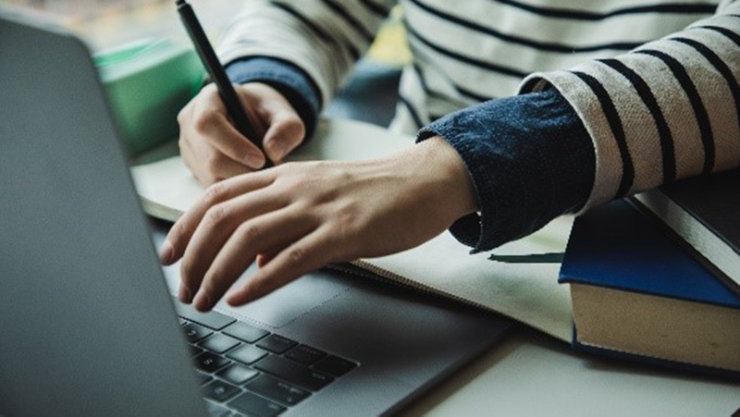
[0,13,511,417]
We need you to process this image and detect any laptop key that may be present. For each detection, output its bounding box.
[202,379,241,402]
[228,391,286,417]
[284,345,326,365]
[226,344,269,365]
[245,374,310,406]
[200,334,241,354]
[190,345,205,357]
[223,322,269,343]
[174,301,236,330]
[183,322,213,343]
[196,372,213,386]
[204,401,232,417]
[194,351,231,373]
[256,335,296,354]
[254,355,333,391]
[218,364,260,385]
[311,355,358,377]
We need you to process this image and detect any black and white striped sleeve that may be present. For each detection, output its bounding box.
[519,0,740,210]
[217,0,396,109]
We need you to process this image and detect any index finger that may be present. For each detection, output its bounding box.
[159,171,275,266]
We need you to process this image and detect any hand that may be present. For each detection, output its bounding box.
[159,136,478,311]
[177,82,306,185]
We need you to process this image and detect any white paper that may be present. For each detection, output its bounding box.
[357,219,574,341]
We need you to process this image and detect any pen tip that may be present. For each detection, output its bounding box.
[175,0,185,6]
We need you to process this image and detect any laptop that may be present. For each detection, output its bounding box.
[0,12,512,417]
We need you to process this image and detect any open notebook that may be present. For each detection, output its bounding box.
[131,118,573,341]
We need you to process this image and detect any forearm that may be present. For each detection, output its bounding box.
[520,1,740,210]
[218,0,397,109]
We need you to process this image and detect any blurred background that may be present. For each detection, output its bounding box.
[1,0,244,50]
[0,0,410,61]
[0,0,410,127]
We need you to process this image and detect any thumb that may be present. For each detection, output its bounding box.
[263,111,306,163]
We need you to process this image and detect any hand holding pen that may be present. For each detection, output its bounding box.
[176,0,306,184]
[166,1,479,312]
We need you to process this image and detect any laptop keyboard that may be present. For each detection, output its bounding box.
[173,300,358,417]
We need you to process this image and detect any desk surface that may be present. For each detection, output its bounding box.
[400,326,739,416]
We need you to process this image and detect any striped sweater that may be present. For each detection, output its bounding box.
[217,0,740,247]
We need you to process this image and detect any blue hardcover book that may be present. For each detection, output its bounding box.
[559,200,740,377]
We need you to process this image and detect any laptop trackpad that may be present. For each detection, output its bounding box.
[161,263,348,328]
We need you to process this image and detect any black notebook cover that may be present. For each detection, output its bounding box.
[633,169,740,295]
[658,169,740,254]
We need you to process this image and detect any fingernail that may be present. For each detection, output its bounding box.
[245,152,264,169]
[226,292,244,306]
[268,140,286,161]
[227,286,253,306]
[159,240,174,264]
[178,285,192,304]
[193,290,212,312]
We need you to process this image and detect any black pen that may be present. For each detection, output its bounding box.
[176,0,271,168]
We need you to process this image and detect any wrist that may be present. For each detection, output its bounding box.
[399,136,479,224]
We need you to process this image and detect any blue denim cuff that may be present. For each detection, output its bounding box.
[225,57,322,140]
[418,88,595,252]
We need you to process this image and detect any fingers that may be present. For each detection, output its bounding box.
[161,172,276,266]
[261,107,305,163]
[191,207,318,311]
[256,252,276,268]
[181,136,251,185]
[227,226,335,306]
[210,157,255,182]
[236,82,305,164]
[180,191,287,304]
[178,83,308,184]
[192,89,266,169]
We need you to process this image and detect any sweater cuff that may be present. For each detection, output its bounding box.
[417,88,595,252]
[225,57,322,140]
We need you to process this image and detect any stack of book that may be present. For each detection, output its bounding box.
[559,170,740,377]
